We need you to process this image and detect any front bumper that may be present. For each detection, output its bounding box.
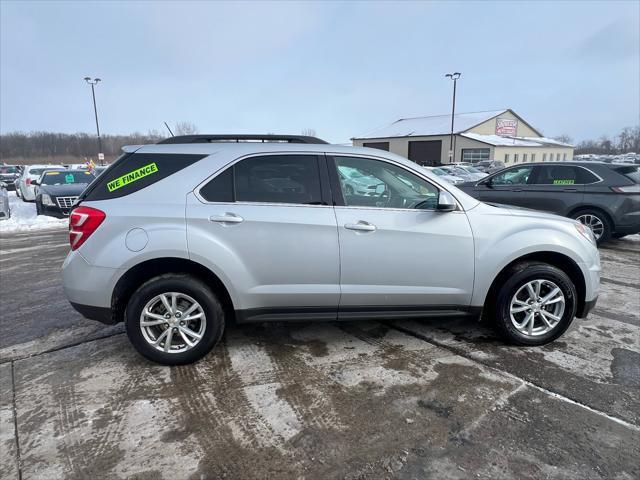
[39,202,72,218]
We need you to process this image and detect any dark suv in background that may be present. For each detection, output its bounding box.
[458,162,640,244]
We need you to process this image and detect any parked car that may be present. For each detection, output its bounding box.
[424,166,466,184]
[452,164,488,181]
[475,160,506,173]
[0,182,10,220]
[440,165,487,182]
[337,165,384,196]
[33,170,96,217]
[458,162,640,244]
[61,134,600,365]
[0,165,21,190]
[17,164,65,201]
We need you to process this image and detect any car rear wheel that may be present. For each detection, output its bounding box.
[572,209,611,244]
[492,263,577,346]
[125,274,225,365]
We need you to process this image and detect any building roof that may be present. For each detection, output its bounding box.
[461,132,573,148]
[353,109,508,140]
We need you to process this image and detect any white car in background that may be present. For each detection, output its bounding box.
[17,164,65,201]
[0,182,10,220]
[424,166,466,184]
[446,165,488,181]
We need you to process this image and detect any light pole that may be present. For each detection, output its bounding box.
[445,72,461,164]
[83,77,103,162]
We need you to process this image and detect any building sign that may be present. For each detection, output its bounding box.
[496,118,518,136]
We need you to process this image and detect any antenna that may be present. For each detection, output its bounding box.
[164,122,175,137]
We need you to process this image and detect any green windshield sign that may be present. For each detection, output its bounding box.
[107,162,158,192]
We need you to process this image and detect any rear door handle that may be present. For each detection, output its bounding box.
[209,213,244,224]
[344,221,376,232]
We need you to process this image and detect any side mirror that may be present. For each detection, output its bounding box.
[437,191,457,212]
[31,180,39,186]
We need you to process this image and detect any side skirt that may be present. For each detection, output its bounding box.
[235,305,482,324]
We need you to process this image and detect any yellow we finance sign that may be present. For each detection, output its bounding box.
[107,162,158,192]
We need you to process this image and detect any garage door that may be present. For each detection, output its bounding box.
[408,140,442,166]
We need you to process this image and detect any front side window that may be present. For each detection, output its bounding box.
[491,166,534,186]
[534,166,599,185]
[333,156,438,210]
[200,155,323,205]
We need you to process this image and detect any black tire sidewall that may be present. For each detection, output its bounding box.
[573,209,611,244]
[125,275,224,365]
[495,264,577,346]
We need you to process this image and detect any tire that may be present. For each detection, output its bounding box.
[492,262,577,346]
[572,209,611,245]
[125,274,225,365]
[35,201,41,215]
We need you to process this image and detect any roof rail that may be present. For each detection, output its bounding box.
[157,134,328,145]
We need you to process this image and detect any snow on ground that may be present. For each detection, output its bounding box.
[0,191,68,234]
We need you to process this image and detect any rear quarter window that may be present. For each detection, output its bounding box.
[81,153,206,201]
[612,166,640,183]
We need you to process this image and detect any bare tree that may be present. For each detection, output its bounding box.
[553,134,573,145]
[174,121,199,136]
[301,128,316,137]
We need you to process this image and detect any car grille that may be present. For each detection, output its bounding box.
[56,196,78,209]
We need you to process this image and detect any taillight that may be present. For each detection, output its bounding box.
[610,185,640,193]
[26,178,32,185]
[69,206,106,251]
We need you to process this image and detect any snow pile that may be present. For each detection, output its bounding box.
[0,192,68,233]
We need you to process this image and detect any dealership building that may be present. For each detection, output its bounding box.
[352,109,573,166]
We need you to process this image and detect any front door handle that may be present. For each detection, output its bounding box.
[344,221,377,232]
[209,213,244,224]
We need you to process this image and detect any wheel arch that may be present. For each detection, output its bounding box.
[111,257,235,324]
[483,251,588,319]
[567,205,614,227]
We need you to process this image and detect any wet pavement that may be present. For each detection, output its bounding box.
[1,229,639,479]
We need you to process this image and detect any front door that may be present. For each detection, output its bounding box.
[476,165,536,207]
[328,155,475,316]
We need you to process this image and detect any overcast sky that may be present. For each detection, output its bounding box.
[1,0,638,143]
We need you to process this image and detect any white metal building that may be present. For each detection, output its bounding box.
[352,109,573,166]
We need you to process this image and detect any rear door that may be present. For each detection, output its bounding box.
[187,154,340,319]
[520,165,595,215]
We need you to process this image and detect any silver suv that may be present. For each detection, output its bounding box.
[62,135,600,365]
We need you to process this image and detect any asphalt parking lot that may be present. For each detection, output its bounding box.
[0,228,638,480]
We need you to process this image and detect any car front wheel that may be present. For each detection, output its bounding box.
[125,274,225,365]
[492,263,577,346]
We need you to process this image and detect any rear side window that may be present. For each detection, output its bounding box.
[199,155,323,205]
[612,166,640,183]
[534,166,599,185]
[82,153,206,201]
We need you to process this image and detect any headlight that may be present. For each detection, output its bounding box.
[574,222,596,245]
[42,194,55,206]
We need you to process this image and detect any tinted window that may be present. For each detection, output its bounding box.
[491,166,534,185]
[334,156,438,209]
[199,167,233,202]
[234,155,322,205]
[612,166,640,183]
[534,166,599,185]
[82,153,206,201]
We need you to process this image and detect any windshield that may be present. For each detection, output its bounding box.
[464,166,482,173]
[41,170,95,185]
[430,168,448,176]
[29,168,50,176]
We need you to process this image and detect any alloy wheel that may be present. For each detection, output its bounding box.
[509,279,566,337]
[576,214,604,240]
[140,292,207,353]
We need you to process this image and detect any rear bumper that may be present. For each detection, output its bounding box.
[69,301,116,324]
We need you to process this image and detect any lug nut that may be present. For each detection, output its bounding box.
[165,313,171,319]
[180,321,185,326]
